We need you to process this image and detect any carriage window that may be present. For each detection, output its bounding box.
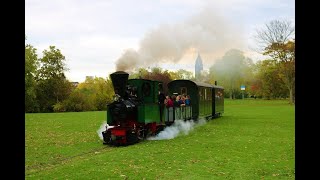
[200,87,205,100]
[142,82,151,97]
[207,88,211,100]
[204,88,207,100]
[218,89,223,98]
[181,87,187,95]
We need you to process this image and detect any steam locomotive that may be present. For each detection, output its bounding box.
[102,71,224,146]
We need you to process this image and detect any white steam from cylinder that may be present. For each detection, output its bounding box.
[148,118,207,140]
[97,119,207,141]
[97,119,207,140]
[97,122,114,140]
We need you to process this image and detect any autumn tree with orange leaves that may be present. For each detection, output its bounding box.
[255,20,295,104]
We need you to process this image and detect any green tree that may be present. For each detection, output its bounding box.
[56,89,94,112]
[36,46,72,112]
[129,68,150,79]
[255,60,288,99]
[92,77,114,110]
[25,44,39,112]
[75,76,114,111]
[263,40,295,103]
[172,69,194,80]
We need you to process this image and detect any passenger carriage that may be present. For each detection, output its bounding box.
[165,80,224,124]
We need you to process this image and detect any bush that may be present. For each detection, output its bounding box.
[62,90,96,112]
[53,102,66,112]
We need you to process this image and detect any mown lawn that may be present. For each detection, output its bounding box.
[25,99,295,179]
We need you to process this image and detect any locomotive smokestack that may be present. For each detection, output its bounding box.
[110,71,129,98]
[215,81,217,85]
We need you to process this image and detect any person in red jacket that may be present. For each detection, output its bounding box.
[165,95,174,107]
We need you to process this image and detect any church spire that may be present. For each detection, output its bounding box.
[195,53,203,80]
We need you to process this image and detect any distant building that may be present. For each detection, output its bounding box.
[86,76,94,80]
[71,82,79,87]
[195,53,203,80]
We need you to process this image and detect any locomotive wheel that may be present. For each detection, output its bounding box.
[127,132,139,145]
[102,130,111,145]
[156,125,165,135]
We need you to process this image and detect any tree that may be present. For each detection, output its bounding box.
[254,20,294,52]
[171,69,194,80]
[209,49,253,99]
[75,76,115,111]
[55,89,94,112]
[263,40,295,103]
[254,20,295,104]
[35,46,72,112]
[92,77,114,110]
[37,46,68,80]
[25,44,39,112]
[254,60,288,99]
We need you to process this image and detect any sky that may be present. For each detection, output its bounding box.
[25,0,295,82]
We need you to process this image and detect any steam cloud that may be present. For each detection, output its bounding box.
[97,119,207,141]
[116,8,243,71]
[148,118,207,140]
[97,122,107,140]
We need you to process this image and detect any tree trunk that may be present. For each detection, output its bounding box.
[281,64,295,105]
[288,86,294,104]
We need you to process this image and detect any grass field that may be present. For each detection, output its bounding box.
[25,99,295,179]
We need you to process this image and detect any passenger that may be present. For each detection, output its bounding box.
[179,95,186,106]
[173,95,180,107]
[165,95,174,108]
[164,95,168,105]
[184,95,191,119]
[185,95,191,106]
[174,95,181,119]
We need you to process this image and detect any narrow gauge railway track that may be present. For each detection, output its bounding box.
[26,146,112,175]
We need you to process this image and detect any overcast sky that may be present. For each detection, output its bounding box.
[26,0,294,82]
